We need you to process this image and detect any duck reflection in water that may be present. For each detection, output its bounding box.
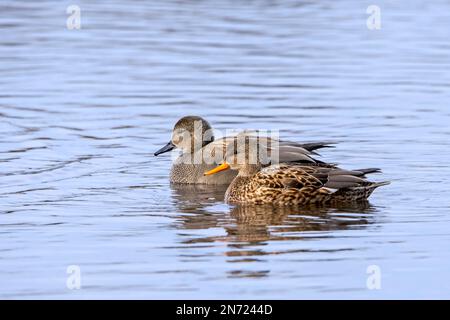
[170,183,378,243]
[170,184,378,279]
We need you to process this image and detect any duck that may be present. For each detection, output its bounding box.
[204,140,390,205]
[154,116,335,184]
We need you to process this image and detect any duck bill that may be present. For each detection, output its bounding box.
[204,163,230,176]
[154,141,175,156]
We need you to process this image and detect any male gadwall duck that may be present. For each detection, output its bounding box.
[154,116,334,184]
[204,140,389,205]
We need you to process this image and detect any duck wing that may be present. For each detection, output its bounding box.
[209,132,334,163]
[256,164,388,192]
[255,164,325,189]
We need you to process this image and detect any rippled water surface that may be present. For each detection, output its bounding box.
[1,0,450,299]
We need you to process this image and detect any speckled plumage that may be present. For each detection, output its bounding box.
[224,164,389,205]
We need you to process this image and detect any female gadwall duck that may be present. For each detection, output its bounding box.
[204,141,389,205]
[154,116,334,184]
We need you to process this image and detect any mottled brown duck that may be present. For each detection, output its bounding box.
[204,142,389,205]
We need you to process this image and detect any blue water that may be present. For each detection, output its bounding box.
[1,0,450,299]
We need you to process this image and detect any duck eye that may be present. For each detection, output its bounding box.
[172,135,182,144]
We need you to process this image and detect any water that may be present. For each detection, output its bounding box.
[1,0,450,299]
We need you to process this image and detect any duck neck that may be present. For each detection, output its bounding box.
[225,174,249,201]
[238,164,261,177]
[225,164,259,201]
[203,135,214,147]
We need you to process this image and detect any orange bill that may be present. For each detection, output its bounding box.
[204,163,230,176]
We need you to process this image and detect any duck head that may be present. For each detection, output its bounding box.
[204,137,270,177]
[154,116,214,156]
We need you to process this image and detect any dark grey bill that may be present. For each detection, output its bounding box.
[154,141,176,156]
